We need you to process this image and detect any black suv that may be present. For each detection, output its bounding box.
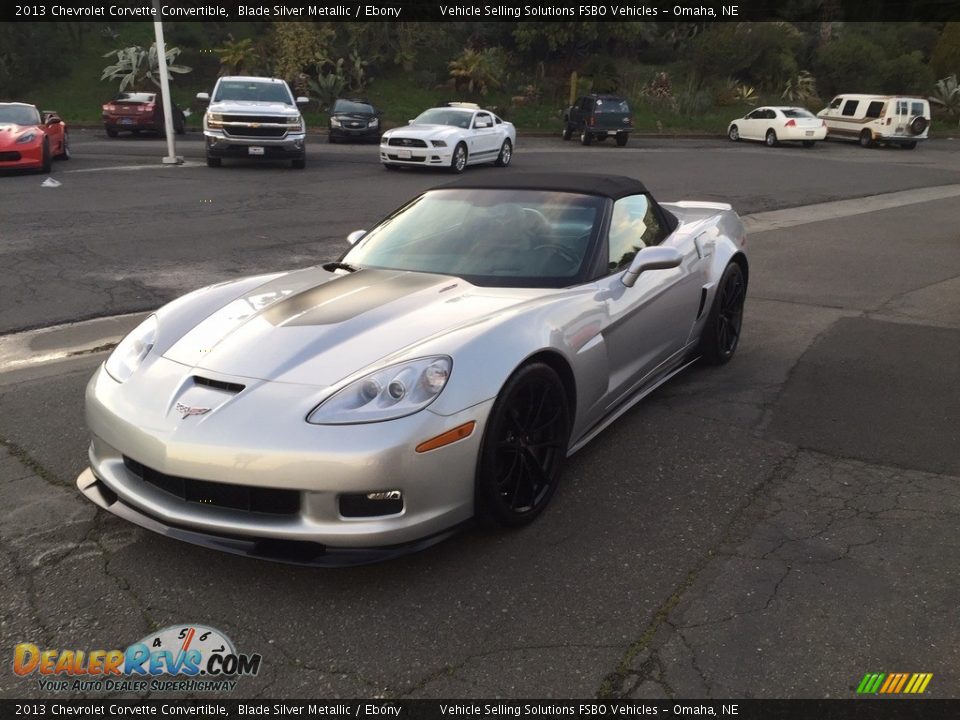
[563,94,633,147]
[328,98,381,143]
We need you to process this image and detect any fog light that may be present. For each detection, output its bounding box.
[339,491,404,517]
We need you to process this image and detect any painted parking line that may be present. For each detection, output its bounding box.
[2,183,959,373]
[64,162,203,173]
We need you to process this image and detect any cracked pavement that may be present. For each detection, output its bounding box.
[1,135,959,699]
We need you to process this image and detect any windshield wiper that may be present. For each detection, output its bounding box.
[323,261,361,273]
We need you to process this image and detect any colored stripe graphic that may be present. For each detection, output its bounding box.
[857,672,932,694]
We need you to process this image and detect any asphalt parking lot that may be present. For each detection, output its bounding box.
[1,132,959,699]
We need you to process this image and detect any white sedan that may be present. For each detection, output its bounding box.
[727,106,827,147]
[380,104,516,173]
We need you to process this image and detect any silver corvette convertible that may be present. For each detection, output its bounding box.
[77,174,748,565]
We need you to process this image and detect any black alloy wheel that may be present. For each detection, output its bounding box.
[701,262,746,365]
[477,363,570,527]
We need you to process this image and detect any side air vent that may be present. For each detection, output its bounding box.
[696,288,708,320]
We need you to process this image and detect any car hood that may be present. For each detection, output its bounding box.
[163,267,539,387]
[384,124,465,141]
[206,100,299,117]
[0,123,41,147]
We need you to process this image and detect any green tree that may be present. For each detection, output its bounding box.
[100,44,191,93]
[268,22,334,82]
[814,32,885,97]
[932,23,960,78]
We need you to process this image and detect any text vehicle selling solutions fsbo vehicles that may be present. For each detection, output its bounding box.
[77,174,749,565]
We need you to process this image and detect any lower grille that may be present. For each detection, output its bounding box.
[387,154,424,162]
[123,457,300,516]
[0,151,22,161]
[224,127,287,138]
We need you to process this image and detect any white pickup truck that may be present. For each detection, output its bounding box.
[197,76,309,169]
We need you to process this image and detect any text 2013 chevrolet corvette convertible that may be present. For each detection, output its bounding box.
[77,174,748,565]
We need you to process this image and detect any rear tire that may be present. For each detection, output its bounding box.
[765,130,778,147]
[206,155,222,168]
[700,262,746,365]
[56,131,70,160]
[616,133,628,147]
[902,141,918,150]
[494,139,512,167]
[580,129,592,146]
[802,140,815,148]
[561,124,572,141]
[476,363,570,528]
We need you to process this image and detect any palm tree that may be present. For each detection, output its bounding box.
[101,44,191,93]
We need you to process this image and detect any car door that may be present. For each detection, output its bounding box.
[596,195,705,406]
[741,109,762,140]
[469,112,499,162]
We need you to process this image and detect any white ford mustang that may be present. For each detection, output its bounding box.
[380,104,516,173]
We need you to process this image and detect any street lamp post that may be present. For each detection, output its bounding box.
[152,1,183,165]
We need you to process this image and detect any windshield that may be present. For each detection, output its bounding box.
[333,100,374,114]
[0,105,40,126]
[343,189,603,288]
[115,92,156,103]
[596,98,629,113]
[412,109,473,128]
[214,81,292,105]
[782,108,815,118]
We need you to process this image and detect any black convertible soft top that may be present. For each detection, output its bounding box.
[442,173,649,200]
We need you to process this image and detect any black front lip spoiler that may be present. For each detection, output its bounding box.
[77,468,467,567]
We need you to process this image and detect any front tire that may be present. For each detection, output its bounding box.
[494,139,512,167]
[40,139,51,173]
[561,123,572,141]
[700,262,746,365]
[383,163,400,171]
[859,130,874,148]
[206,155,222,168]
[728,125,740,142]
[291,155,306,169]
[616,133,628,147]
[765,130,778,147]
[450,142,468,173]
[106,127,118,138]
[580,129,592,146]
[476,363,570,527]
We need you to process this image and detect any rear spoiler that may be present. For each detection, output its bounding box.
[671,201,733,211]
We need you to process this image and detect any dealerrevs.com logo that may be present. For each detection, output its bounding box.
[13,624,262,693]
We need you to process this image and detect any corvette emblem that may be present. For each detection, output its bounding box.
[175,402,210,419]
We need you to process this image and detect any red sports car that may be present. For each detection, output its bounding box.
[102,91,186,137]
[0,102,69,172]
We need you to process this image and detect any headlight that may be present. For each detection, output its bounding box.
[368,118,379,128]
[206,112,223,129]
[431,140,447,148]
[307,356,452,425]
[330,117,342,128]
[104,315,158,383]
[16,132,37,144]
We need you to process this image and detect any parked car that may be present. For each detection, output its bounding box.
[563,94,633,146]
[197,76,309,169]
[379,103,515,172]
[328,98,381,143]
[0,102,69,172]
[102,92,185,137]
[76,173,749,565]
[818,94,931,149]
[727,106,827,147]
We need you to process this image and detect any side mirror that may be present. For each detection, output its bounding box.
[621,247,683,288]
[408,119,414,124]
[346,230,366,246]
[296,96,309,106]
[196,92,210,102]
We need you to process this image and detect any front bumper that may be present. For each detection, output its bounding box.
[204,130,306,158]
[79,361,491,557]
[330,125,379,142]
[380,143,452,167]
[0,143,42,169]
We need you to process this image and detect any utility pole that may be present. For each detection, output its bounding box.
[152,0,182,165]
